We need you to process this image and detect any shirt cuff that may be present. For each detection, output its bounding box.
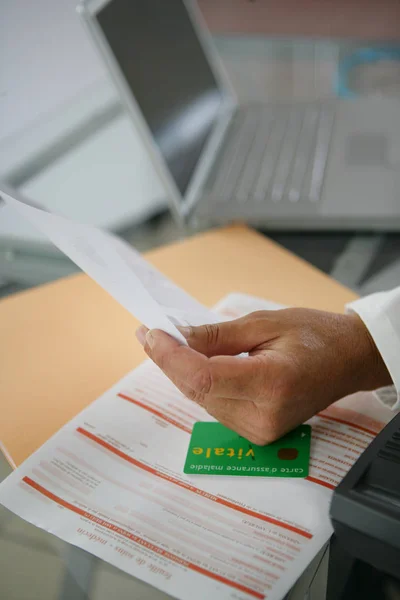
[347,297,400,411]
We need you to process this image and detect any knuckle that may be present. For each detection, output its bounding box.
[249,432,275,446]
[189,365,213,403]
[245,312,266,335]
[267,416,285,442]
[248,414,283,446]
[247,419,270,446]
[247,310,272,328]
[250,310,270,321]
[186,388,203,404]
[248,431,273,446]
[246,432,265,445]
[204,324,220,348]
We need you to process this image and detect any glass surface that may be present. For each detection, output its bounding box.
[96,0,222,197]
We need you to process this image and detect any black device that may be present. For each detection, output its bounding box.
[328,411,400,600]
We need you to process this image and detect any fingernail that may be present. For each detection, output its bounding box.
[178,326,192,339]
[146,330,156,349]
[135,326,147,346]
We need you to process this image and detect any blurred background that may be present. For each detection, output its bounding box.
[1,0,400,298]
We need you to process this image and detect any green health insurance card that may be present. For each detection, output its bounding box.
[184,422,311,478]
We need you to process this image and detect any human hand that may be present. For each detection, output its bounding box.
[136,309,391,444]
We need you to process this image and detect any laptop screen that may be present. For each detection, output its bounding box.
[96,0,223,196]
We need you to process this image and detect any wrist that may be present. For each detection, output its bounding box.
[344,313,392,394]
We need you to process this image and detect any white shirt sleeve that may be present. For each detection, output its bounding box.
[347,287,400,411]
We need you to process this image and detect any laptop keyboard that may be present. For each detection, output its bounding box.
[207,103,335,206]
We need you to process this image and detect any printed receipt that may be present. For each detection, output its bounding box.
[0,189,395,599]
[0,187,220,343]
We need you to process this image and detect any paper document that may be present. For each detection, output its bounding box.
[0,292,394,600]
[0,187,219,342]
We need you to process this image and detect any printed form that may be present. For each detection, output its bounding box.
[0,190,395,600]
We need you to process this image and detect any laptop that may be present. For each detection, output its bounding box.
[78,0,400,230]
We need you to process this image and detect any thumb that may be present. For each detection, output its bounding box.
[179,312,276,357]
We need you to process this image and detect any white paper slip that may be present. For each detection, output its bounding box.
[0,293,395,600]
[0,186,219,342]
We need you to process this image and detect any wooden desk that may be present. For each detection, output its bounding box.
[0,225,356,466]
